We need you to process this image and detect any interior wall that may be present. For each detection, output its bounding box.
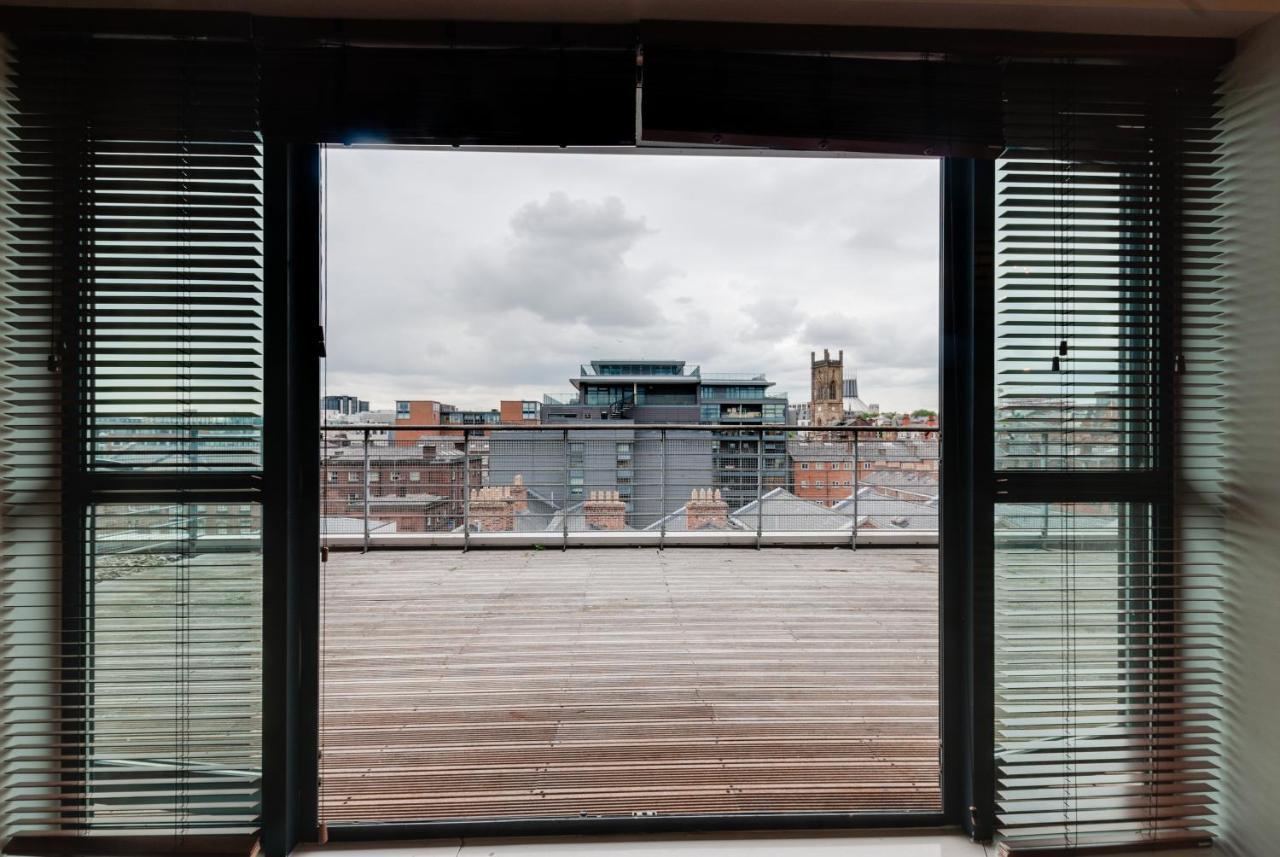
[1216,14,1280,857]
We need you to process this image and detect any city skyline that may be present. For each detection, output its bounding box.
[324,149,939,413]
[321,350,941,419]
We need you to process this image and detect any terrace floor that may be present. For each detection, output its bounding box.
[319,548,940,824]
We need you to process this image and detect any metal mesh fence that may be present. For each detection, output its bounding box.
[320,425,938,546]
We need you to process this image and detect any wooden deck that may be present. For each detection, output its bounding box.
[319,548,940,823]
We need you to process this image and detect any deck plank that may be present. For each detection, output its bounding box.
[319,548,940,821]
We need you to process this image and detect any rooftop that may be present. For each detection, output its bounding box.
[319,547,940,823]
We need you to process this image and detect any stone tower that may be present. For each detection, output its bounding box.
[811,349,845,426]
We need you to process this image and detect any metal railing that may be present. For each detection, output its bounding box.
[319,423,939,549]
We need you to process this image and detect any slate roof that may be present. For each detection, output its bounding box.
[643,503,749,532]
[731,488,855,532]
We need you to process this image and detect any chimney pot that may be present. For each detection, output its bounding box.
[686,486,730,531]
[583,490,627,531]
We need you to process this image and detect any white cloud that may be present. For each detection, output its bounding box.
[324,149,939,412]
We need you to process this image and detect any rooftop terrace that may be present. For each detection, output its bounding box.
[318,547,941,824]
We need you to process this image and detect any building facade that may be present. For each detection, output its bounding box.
[791,442,860,507]
[321,441,482,533]
[322,394,370,415]
[497,359,787,526]
[391,398,542,445]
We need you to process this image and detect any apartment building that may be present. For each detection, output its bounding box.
[321,394,369,415]
[497,360,787,525]
[392,398,541,444]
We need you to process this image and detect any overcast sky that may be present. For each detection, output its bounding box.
[323,148,939,413]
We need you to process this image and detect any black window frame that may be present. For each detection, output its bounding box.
[283,149,981,845]
[0,10,1226,855]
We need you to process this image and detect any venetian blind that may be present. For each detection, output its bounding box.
[0,34,264,853]
[993,61,1226,855]
[994,63,1175,473]
[994,503,1223,854]
[0,30,66,845]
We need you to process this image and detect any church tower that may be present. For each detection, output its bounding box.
[810,349,844,427]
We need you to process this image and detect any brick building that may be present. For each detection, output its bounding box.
[321,442,482,532]
[790,442,859,506]
[392,398,541,445]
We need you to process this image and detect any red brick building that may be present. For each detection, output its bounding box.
[790,443,859,507]
[790,436,940,507]
[321,442,482,533]
[392,399,541,445]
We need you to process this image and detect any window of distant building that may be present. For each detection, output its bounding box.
[801,462,809,470]
[800,480,809,488]
[369,472,379,482]
[347,472,358,483]
[522,402,538,420]
[327,471,337,482]
[396,401,411,419]
[390,471,400,481]
[815,480,824,488]
[814,462,825,470]
[410,472,420,482]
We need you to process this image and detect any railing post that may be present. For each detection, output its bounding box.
[462,428,470,552]
[851,431,859,551]
[562,428,570,551]
[755,426,764,550]
[362,428,370,553]
[659,428,667,551]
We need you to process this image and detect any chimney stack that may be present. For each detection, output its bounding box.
[510,473,528,513]
[686,488,730,531]
[469,485,515,532]
[583,489,627,531]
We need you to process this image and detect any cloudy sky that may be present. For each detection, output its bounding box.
[323,148,939,413]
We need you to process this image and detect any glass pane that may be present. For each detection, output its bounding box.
[994,502,1221,848]
[85,503,263,832]
[85,141,265,473]
[995,158,1159,471]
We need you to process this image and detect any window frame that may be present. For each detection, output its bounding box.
[296,154,978,844]
[0,8,1224,849]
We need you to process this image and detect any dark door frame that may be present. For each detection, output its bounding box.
[261,147,996,851]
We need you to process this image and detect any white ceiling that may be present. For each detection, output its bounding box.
[7,0,1278,37]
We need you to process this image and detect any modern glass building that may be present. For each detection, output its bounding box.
[501,360,789,521]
